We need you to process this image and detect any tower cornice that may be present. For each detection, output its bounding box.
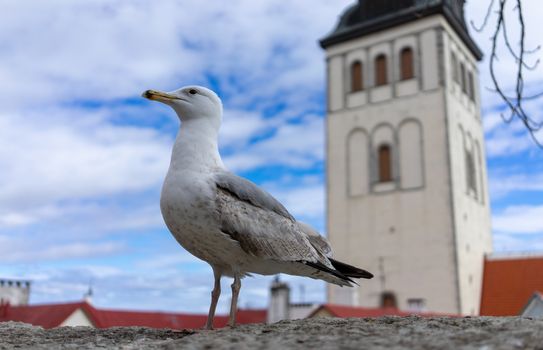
[320,1,482,61]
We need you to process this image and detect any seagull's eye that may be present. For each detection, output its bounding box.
[189,89,198,95]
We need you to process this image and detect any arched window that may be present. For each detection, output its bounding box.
[351,61,363,92]
[460,63,467,93]
[375,54,388,86]
[475,141,485,204]
[347,129,369,196]
[400,47,414,80]
[468,71,475,101]
[378,144,392,182]
[399,120,423,189]
[451,52,459,83]
[465,148,477,195]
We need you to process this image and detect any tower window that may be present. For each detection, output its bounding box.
[400,47,414,80]
[465,148,477,195]
[407,298,426,312]
[460,63,467,94]
[375,54,388,86]
[351,61,363,92]
[468,71,475,101]
[381,291,397,308]
[378,144,392,182]
[451,52,459,83]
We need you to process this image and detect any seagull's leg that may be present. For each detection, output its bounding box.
[227,274,241,327]
[205,268,221,330]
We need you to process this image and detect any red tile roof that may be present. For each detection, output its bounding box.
[91,306,266,329]
[0,301,266,329]
[480,255,543,316]
[308,304,455,318]
[0,301,98,328]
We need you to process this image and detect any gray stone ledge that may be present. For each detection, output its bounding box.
[1,316,542,350]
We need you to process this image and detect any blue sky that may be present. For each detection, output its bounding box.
[0,0,542,313]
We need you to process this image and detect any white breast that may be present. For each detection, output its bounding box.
[160,169,249,272]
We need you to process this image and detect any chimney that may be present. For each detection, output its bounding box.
[0,300,10,317]
[267,276,290,323]
[83,284,93,304]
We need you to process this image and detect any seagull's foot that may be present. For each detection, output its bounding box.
[203,323,214,330]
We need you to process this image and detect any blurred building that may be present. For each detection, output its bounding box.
[321,0,492,315]
[521,293,543,318]
[267,277,319,323]
[268,278,456,320]
[0,279,31,306]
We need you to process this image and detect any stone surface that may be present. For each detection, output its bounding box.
[1,317,543,350]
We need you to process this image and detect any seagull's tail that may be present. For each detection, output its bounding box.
[301,259,373,287]
[329,258,374,279]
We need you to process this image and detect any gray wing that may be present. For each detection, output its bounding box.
[213,172,328,263]
[214,172,295,221]
[297,221,333,257]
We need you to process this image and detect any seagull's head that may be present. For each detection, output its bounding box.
[142,85,223,126]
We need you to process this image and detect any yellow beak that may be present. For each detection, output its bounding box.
[142,89,180,102]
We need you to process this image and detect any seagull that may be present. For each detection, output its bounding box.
[143,86,373,329]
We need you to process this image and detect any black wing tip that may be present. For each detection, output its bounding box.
[301,260,355,284]
[329,258,374,280]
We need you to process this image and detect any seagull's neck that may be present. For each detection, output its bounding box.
[169,118,224,173]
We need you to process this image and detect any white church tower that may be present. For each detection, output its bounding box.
[320,0,492,315]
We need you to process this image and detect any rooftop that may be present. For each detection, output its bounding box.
[308,304,458,318]
[480,255,543,316]
[0,301,266,329]
[320,0,482,60]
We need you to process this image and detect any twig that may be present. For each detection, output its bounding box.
[472,0,543,147]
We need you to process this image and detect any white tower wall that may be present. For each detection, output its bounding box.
[324,13,492,315]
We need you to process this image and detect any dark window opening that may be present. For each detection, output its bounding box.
[465,149,477,194]
[351,61,363,92]
[400,47,414,80]
[375,54,388,86]
[451,53,459,83]
[378,144,392,182]
[460,63,467,93]
[381,291,397,308]
[407,298,426,312]
[468,71,475,101]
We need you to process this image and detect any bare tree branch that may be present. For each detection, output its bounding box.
[472,0,543,147]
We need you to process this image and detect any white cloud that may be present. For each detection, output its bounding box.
[0,212,36,227]
[493,232,543,253]
[0,108,171,240]
[485,129,534,158]
[0,236,125,263]
[0,0,352,110]
[482,90,543,157]
[493,205,543,234]
[269,183,325,223]
[0,0,345,241]
[224,114,324,171]
[6,261,326,312]
[219,109,273,149]
[135,252,205,271]
[489,172,543,199]
[0,110,170,207]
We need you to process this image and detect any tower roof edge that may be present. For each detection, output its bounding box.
[320,0,482,61]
